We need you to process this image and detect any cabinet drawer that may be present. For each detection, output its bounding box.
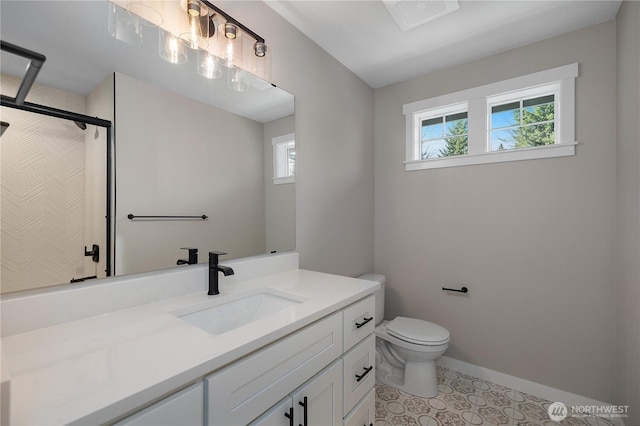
[342,334,375,416]
[343,295,375,353]
[114,382,203,426]
[343,388,374,426]
[206,312,342,425]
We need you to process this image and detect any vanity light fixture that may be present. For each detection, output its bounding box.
[179,0,209,50]
[224,22,238,39]
[159,27,188,64]
[108,2,142,44]
[252,41,271,82]
[197,49,222,79]
[110,0,164,27]
[227,67,249,92]
[254,41,267,57]
[217,22,242,68]
[108,0,272,85]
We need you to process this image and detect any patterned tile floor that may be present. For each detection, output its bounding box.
[374,366,625,426]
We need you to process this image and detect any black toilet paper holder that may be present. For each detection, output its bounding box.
[442,286,468,293]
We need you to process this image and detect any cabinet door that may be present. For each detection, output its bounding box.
[114,382,203,426]
[292,360,343,426]
[343,388,374,426]
[250,396,294,426]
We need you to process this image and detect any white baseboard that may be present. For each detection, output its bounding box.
[437,356,614,409]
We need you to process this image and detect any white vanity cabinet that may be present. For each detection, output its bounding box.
[205,312,343,425]
[206,295,376,426]
[340,295,376,424]
[2,258,383,426]
[113,382,203,426]
[110,295,377,426]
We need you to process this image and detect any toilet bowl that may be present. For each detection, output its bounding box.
[359,274,449,398]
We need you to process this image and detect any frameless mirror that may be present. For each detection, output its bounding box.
[0,1,295,294]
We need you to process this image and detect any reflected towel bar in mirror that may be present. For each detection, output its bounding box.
[127,214,208,220]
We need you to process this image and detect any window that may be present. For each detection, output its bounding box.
[417,106,468,159]
[272,133,295,184]
[488,84,557,152]
[404,63,577,171]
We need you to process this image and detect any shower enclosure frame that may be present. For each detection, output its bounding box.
[0,40,114,279]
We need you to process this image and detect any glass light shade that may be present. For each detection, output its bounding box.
[126,0,164,26]
[179,0,209,50]
[197,50,222,79]
[252,42,272,82]
[108,3,142,44]
[217,23,243,68]
[227,67,249,92]
[159,28,187,64]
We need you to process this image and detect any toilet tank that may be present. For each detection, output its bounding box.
[358,274,386,325]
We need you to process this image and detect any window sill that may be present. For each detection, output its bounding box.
[273,177,295,185]
[404,142,577,171]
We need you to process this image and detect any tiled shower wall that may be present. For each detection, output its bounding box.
[1,74,87,292]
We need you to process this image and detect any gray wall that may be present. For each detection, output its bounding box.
[218,1,375,277]
[615,1,640,423]
[115,73,265,275]
[374,21,617,402]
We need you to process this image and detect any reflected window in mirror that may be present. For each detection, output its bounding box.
[272,133,295,185]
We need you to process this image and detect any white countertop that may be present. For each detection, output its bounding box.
[1,269,379,425]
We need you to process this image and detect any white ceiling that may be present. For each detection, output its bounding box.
[0,0,622,111]
[266,0,622,89]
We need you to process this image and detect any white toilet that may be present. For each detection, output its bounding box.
[360,274,449,398]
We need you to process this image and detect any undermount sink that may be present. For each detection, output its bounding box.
[173,289,304,335]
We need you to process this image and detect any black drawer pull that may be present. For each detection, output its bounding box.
[355,316,373,328]
[355,365,373,382]
[284,407,293,426]
[298,396,307,426]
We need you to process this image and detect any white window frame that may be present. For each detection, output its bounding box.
[272,132,295,184]
[403,63,578,171]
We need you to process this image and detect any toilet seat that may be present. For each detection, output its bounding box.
[386,317,450,345]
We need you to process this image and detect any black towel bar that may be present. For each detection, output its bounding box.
[442,286,468,293]
[127,214,208,220]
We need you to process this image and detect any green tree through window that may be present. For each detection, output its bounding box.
[491,94,555,150]
[511,102,555,148]
[439,117,468,157]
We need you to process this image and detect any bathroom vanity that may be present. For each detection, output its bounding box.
[0,253,379,425]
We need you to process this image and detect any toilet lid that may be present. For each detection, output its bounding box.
[386,317,450,345]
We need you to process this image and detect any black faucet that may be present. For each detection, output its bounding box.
[177,247,198,265]
[208,251,234,295]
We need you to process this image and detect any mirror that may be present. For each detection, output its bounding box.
[0,1,295,294]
